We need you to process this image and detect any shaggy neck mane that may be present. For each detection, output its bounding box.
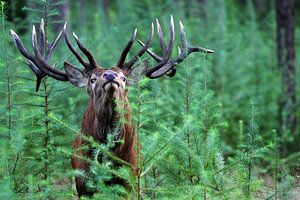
[81,93,132,142]
[82,97,116,141]
[81,91,136,165]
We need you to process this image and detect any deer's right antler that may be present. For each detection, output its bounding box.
[11,19,68,91]
[11,19,102,91]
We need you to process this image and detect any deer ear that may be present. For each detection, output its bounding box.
[64,62,87,87]
[123,61,148,86]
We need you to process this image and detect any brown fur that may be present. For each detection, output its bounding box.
[71,67,136,197]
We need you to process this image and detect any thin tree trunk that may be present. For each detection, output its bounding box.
[102,0,110,25]
[196,0,208,24]
[276,0,297,139]
[52,0,69,32]
[77,0,85,29]
[43,1,50,180]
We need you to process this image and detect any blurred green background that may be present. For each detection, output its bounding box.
[0,0,299,199]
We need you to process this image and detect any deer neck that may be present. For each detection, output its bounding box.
[82,94,128,142]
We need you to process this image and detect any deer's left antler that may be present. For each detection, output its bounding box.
[138,16,214,78]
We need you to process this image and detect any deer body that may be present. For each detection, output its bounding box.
[10,16,213,197]
[72,84,136,196]
[68,67,137,196]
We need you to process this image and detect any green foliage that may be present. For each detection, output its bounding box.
[0,0,299,199]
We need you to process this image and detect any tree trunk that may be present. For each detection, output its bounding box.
[276,0,297,138]
[102,0,110,25]
[77,0,85,29]
[52,0,69,32]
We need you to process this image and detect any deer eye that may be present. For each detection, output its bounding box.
[90,78,97,83]
[121,77,126,82]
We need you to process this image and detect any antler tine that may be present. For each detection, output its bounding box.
[72,32,98,69]
[163,15,175,60]
[179,21,187,51]
[28,61,45,92]
[39,18,46,55]
[63,23,90,68]
[190,46,215,54]
[178,46,182,56]
[45,30,62,62]
[137,39,162,62]
[156,18,167,55]
[32,25,43,59]
[124,23,154,69]
[145,15,175,78]
[116,28,137,68]
[175,46,215,64]
[175,20,214,64]
[10,30,34,61]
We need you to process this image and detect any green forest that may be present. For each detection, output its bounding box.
[0,0,299,199]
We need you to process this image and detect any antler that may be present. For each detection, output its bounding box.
[10,19,68,91]
[116,22,154,71]
[138,16,214,79]
[11,17,214,90]
[63,23,99,73]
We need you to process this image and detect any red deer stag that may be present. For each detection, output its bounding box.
[10,16,214,197]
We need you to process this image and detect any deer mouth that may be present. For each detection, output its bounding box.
[102,80,120,92]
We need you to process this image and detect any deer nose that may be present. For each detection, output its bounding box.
[103,71,117,81]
